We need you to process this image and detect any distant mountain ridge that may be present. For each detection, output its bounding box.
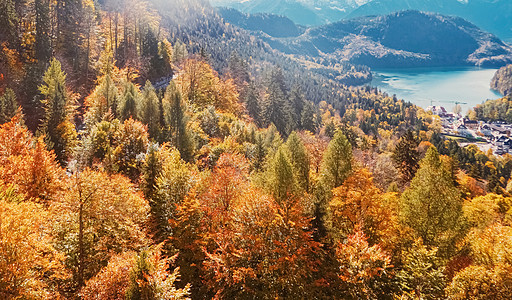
[251,10,512,68]
[210,0,356,26]
[218,7,303,38]
[211,0,512,40]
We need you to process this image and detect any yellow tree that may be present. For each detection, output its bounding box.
[51,168,150,289]
[0,187,68,299]
[328,168,397,247]
[80,247,190,300]
[176,59,239,113]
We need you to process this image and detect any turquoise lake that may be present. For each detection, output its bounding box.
[370,67,503,114]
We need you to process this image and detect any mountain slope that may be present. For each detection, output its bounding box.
[262,10,512,68]
[218,7,303,37]
[347,0,512,40]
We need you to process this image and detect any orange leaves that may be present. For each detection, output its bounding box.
[201,183,322,298]
[0,115,65,203]
[52,168,150,284]
[335,230,392,299]
[80,252,135,300]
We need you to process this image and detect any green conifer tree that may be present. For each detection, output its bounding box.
[38,58,76,165]
[267,146,296,207]
[141,81,161,140]
[0,88,18,124]
[163,81,194,162]
[120,81,139,121]
[393,130,420,184]
[320,131,353,192]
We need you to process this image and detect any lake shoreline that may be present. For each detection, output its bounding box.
[370,66,503,113]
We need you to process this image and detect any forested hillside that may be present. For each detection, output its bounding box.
[260,10,512,68]
[1,0,512,299]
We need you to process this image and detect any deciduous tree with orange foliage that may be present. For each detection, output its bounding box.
[0,114,65,204]
[335,230,392,299]
[202,185,321,299]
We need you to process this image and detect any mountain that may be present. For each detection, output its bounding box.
[210,0,359,26]
[491,65,512,96]
[217,7,303,37]
[258,10,512,68]
[348,0,512,40]
[211,0,512,40]
[347,0,465,19]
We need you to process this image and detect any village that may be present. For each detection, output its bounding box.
[427,105,512,155]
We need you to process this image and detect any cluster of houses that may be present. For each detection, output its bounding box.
[427,105,512,155]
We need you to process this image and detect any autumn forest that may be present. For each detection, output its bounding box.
[0,0,512,299]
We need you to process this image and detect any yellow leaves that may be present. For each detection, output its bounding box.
[0,196,68,299]
[468,223,512,267]
[176,59,240,113]
[328,168,396,248]
[335,230,391,292]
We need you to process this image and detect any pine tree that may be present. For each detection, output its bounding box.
[252,133,266,172]
[120,81,139,121]
[0,88,18,124]
[35,0,52,63]
[244,82,261,126]
[393,130,420,184]
[289,86,305,129]
[57,0,83,69]
[163,81,194,162]
[141,143,162,202]
[400,147,463,257]
[141,81,161,140]
[0,0,18,46]
[301,101,318,133]
[38,58,76,165]
[262,67,292,136]
[84,74,119,125]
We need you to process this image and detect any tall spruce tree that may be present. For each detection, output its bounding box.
[141,81,161,140]
[120,81,139,121]
[289,86,305,129]
[84,74,119,125]
[262,67,292,136]
[393,130,420,184]
[267,146,296,207]
[35,0,52,64]
[0,88,18,124]
[244,82,261,126]
[38,58,76,165]
[164,81,193,162]
[0,0,18,46]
